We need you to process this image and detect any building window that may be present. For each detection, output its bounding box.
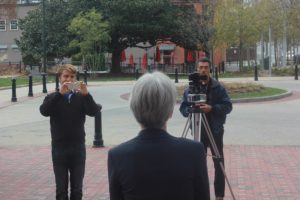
[10,20,18,31]
[11,44,19,52]
[0,44,8,53]
[0,20,6,31]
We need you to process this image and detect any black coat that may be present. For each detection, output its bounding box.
[40,92,99,146]
[180,78,232,136]
[108,128,210,200]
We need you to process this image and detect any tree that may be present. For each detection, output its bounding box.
[16,0,74,65]
[98,0,209,73]
[213,0,259,69]
[68,9,111,71]
[16,0,211,73]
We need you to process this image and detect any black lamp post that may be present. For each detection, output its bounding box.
[42,0,46,73]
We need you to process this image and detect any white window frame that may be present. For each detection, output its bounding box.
[0,20,6,31]
[10,20,18,31]
[11,44,19,49]
[0,45,8,53]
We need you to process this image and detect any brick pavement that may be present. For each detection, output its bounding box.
[1,145,300,200]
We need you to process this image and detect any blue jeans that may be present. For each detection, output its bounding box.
[52,144,86,200]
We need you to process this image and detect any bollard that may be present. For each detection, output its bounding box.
[93,104,104,147]
[28,75,33,97]
[175,68,179,83]
[11,78,17,102]
[295,64,298,80]
[76,71,80,81]
[222,61,225,74]
[55,73,59,92]
[42,73,47,93]
[254,64,258,81]
[84,70,87,85]
[135,68,139,80]
[215,67,218,81]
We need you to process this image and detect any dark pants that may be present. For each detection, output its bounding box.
[52,144,86,200]
[201,131,225,198]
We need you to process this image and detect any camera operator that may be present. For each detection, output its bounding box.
[180,57,232,200]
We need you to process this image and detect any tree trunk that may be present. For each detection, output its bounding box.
[274,39,278,67]
[238,39,243,71]
[247,47,250,68]
[268,25,272,76]
[111,49,122,74]
[261,32,264,69]
[282,18,287,67]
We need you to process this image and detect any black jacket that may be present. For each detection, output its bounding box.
[108,128,210,200]
[180,78,232,135]
[40,92,99,146]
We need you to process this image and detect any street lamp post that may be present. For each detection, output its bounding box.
[42,0,46,73]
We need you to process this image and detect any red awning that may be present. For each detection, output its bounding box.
[120,50,126,62]
[155,46,161,62]
[171,52,175,65]
[142,53,147,69]
[187,51,194,63]
[129,54,134,67]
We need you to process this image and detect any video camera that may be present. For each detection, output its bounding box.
[187,73,208,104]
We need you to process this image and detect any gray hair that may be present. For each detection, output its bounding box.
[130,71,177,129]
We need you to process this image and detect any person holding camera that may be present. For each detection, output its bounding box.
[40,64,99,200]
[108,72,210,200]
[180,57,232,200]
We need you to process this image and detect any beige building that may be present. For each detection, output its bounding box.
[0,1,38,63]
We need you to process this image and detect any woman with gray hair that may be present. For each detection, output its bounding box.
[108,72,210,200]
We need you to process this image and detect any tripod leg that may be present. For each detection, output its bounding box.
[181,114,192,138]
[201,114,236,200]
[192,113,201,142]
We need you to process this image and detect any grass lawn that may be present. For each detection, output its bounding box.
[0,76,55,88]
[176,82,287,101]
[229,87,286,99]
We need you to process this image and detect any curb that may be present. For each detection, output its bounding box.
[232,90,293,103]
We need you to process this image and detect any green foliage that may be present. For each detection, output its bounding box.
[99,0,207,49]
[85,53,106,72]
[68,9,110,55]
[213,0,259,70]
[229,87,286,99]
[16,0,211,74]
[68,9,110,71]
[272,67,295,76]
[98,0,210,73]
[0,76,55,88]
[16,0,74,62]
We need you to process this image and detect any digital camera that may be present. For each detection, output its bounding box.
[67,81,81,91]
[187,73,208,103]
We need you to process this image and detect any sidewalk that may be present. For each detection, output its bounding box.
[1,145,300,200]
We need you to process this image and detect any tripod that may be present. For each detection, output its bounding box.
[182,106,236,200]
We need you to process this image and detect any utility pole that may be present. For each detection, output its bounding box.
[268,24,272,77]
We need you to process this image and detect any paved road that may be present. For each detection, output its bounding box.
[0,77,299,146]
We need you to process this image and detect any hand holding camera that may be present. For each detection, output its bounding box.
[60,81,88,96]
[67,81,81,91]
[197,103,212,113]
